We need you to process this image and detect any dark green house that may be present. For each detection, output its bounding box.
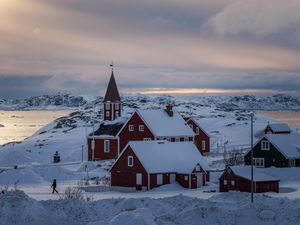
[245,133,300,168]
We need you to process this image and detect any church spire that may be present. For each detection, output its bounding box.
[103,64,121,121]
[104,64,120,102]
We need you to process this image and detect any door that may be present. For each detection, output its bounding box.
[136,173,142,185]
[170,174,176,183]
[196,174,203,188]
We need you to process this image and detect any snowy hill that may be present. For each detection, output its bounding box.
[0,93,88,110]
[1,93,300,110]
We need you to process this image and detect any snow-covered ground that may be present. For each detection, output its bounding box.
[0,189,299,225]
[0,94,299,224]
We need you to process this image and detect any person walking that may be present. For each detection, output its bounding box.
[51,179,58,194]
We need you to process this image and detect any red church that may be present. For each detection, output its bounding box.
[87,66,210,160]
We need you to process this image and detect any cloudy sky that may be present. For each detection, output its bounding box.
[1,0,300,98]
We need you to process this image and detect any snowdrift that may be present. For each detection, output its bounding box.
[0,190,299,225]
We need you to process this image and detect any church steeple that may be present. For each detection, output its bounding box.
[103,64,121,121]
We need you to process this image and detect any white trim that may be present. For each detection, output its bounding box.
[139,125,144,132]
[253,158,265,167]
[187,118,211,138]
[116,111,156,138]
[128,156,134,167]
[129,125,134,132]
[104,140,110,153]
[261,140,270,150]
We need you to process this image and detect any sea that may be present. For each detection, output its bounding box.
[0,110,300,146]
[0,110,73,146]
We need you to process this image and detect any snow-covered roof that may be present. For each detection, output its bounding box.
[228,166,279,182]
[128,141,209,174]
[137,109,194,137]
[89,117,127,137]
[265,133,300,158]
[189,118,210,137]
[267,123,290,133]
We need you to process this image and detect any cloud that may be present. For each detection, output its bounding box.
[0,75,52,99]
[202,0,300,43]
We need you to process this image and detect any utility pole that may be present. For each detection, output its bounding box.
[251,112,254,203]
[81,145,84,163]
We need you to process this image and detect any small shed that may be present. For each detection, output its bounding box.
[219,166,279,193]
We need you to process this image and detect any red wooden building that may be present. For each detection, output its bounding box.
[110,141,209,191]
[117,106,195,155]
[186,118,210,154]
[219,166,279,193]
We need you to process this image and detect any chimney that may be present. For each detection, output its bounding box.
[165,104,173,117]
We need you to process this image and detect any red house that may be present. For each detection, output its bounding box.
[219,166,279,193]
[186,118,210,154]
[110,141,209,191]
[117,106,195,154]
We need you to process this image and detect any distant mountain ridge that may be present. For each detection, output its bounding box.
[0,93,300,111]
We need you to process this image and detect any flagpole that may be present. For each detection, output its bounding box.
[251,112,254,203]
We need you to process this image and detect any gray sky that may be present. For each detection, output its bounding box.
[1,0,300,98]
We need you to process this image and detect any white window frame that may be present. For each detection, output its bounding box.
[115,111,119,118]
[184,137,189,142]
[184,175,188,181]
[139,125,144,132]
[196,127,200,135]
[202,140,206,150]
[175,137,180,142]
[104,140,110,153]
[195,165,201,172]
[106,103,110,109]
[231,180,235,186]
[261,140,270,150]
[143,138,151,141]
[129,125,134,132]
[128,156,134,167]
[253,158,265,167]
[106,111,110,117]
[224,180,227,185]
[115,103,119,110]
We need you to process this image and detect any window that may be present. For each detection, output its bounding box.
[253,158,264,167]
[184,137,189,142]
[139,125,144,132]
[104,140,110,153]
[115,103,119,110]
[289,159,296,167]
[184,176,188,181]
[189,124,193,129]
[261,140,270,150]
[202,140,206,150]
[115,111,119,118]
[175,137,180,142]
[196,127,200,135]
[157,174,163,185]
[106,103,110,109]
[143,138,152,141]
[224,180,227,185]
[231,180,235,186]
[106,111,110,117]
[195,165,201,171]
[129,125,134,131]
[128,156,134,167]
